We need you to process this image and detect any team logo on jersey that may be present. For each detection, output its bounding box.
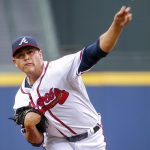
[19,37,28,45]
[35,88,69,113]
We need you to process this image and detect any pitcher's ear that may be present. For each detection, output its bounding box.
[39,50,43,59]
[12,59,18,67]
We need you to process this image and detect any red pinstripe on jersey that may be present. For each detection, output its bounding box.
[48,110,77,135]
[20,87,36,108]
[36,62,49,97]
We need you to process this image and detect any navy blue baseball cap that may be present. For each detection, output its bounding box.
[12,36,40,57]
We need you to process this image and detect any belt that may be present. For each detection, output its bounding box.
[66,125,100,142]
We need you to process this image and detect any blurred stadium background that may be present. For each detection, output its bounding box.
[0,0,150,150]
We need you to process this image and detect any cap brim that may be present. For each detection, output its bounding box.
[13,44,40,57]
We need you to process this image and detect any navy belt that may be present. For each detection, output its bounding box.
[66,125,100,142]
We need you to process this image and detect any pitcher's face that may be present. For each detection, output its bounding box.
[13,47,43,75]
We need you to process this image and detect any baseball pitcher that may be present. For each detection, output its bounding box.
[10,6,132,150]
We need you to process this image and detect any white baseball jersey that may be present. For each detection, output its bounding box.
[13,50,102,139]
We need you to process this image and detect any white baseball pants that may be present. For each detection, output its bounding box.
[43,128,106,150]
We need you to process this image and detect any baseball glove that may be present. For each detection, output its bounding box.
[10,106,48,133]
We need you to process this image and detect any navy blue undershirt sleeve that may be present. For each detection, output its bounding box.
[78,40,108,74]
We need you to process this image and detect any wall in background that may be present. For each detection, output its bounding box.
[1,85,150,150]
[0,0,150,71]
[51,0,150,71]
